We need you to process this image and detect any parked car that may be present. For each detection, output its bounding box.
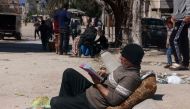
[0,13,22,40]
[141,18,167,48]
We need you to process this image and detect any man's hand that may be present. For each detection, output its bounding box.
[91,76,101,84]
[93,67,110,97]
[183,16,190,24]
[171,16,176,24]
[97,67,108,78]
[90,67,108,84]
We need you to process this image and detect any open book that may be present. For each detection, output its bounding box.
[79,63,104,82]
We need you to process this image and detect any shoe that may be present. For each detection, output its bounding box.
[58,52,63,55]
[169,63,181,68]
[169,64,189,71]
[70,54,77,57]
[164,64,172,68]
[63,52,67,55]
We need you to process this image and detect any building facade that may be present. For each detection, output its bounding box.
[143,0,173,19]
[0,0,20,13]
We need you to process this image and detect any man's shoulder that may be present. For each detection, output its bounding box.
[120,67,140,78]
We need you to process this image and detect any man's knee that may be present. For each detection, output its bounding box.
[63,68,77,77]
[50,97,58,107]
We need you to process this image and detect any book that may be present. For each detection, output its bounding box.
[79,63,104,81]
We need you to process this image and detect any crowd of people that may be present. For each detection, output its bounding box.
[33,3,108,58]
[32,1,190,68]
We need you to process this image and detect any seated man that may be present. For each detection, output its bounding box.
[50,44,144,109]
[78,19,97,57]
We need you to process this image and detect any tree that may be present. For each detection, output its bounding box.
[69,0,102,17]
[26,0,38,15]
[131,0,142,45]
[47,0,102,18]
[97,0,143,46]
[100,0,127,47]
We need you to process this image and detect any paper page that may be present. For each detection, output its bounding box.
[79,63,104,81]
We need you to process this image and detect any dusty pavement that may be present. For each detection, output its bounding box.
[0,23,190,109]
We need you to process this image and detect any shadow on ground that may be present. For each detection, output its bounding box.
[0,42,44,53]
[152,94,164,101]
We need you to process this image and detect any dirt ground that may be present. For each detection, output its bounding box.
[0,23,189,109]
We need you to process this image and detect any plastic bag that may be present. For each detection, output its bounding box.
[167,73,182,84]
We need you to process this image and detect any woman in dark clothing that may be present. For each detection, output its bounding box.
[38,20,50,50]
[95,30,108,50]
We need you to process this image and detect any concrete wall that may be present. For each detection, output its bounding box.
[160,0,173,9]
[146,0,173,18]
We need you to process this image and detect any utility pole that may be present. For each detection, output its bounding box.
[36,0,39,16]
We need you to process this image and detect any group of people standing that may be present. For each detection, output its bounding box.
[164,0,190,70]
[51,3,108,57]
[32,3,108,57]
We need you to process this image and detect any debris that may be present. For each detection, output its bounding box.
[15,93,25,96]
[156,73,168,84]
[31,96,51,109]
[156,73,190,84]
[167,73,183,84]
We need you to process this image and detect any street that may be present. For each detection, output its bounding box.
[0,23,100,109]
[0,23,190,109]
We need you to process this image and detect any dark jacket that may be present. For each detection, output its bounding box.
[38,21,50,38]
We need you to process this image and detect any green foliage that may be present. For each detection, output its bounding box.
[47,0,102,18]
[73,0,102,17]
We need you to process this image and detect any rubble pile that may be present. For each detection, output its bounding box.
[156,73,190,84]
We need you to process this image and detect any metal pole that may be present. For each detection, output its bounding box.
[36,0,39,16]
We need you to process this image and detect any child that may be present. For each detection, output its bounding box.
[164,17,173,68]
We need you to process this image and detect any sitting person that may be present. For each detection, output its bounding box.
[50,44,144,109]
[95,29,109,50]
[78,19,97,57]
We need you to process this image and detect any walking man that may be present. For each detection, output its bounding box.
[34,19,40,40]
[170,0,190,70]
[38,20,50,51]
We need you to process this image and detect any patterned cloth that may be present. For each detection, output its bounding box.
[72,36,80,55]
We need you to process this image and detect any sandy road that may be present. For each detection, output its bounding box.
[0,23,190,109]
[0,23,100,109]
